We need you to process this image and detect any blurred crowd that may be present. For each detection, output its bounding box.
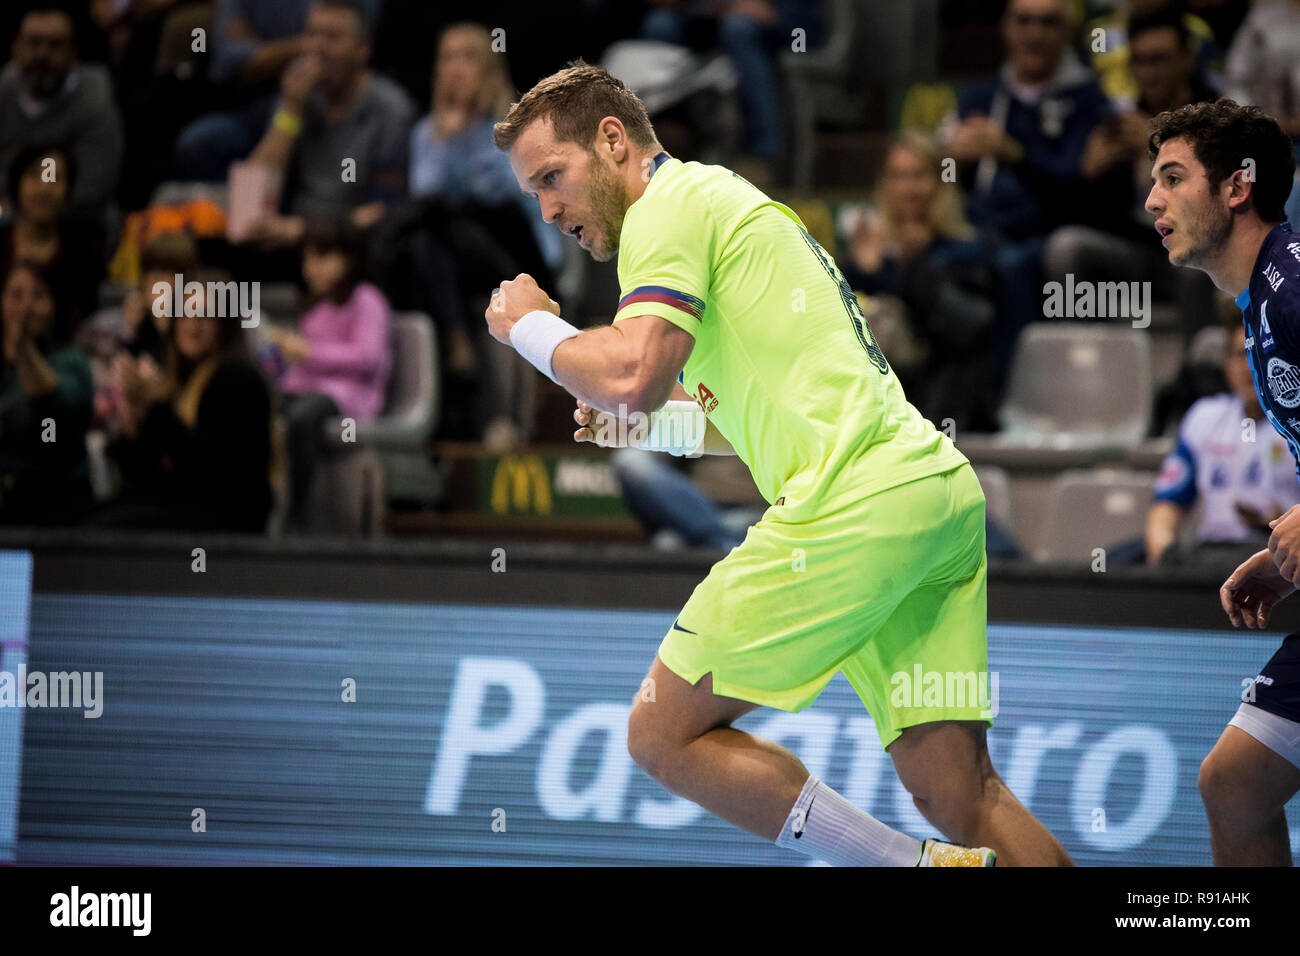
[0,0,1297,556]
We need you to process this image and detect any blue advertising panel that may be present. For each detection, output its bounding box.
[0,551,33,863]
[15,594,1300,866]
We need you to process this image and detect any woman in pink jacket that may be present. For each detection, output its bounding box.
[266,218,392,530]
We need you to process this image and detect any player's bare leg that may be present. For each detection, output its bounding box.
[627,655,993,865]
[888,720,1074,866]
[1199,725,1300,866]
[626,656,798,840]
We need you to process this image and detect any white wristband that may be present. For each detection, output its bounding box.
[638,400,707,457]
[509,309,581,384]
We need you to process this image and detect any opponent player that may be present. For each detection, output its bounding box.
[485,61,1073,866]
[1146,98,1300,865]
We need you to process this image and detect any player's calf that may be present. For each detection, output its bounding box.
[890,720,1074,865]
[1199,723,1300,865]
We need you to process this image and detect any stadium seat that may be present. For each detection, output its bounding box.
[319,311,442,510]
[303,445,387,536]
[781,0,863,189]
[998,323,1154,448]
[257,283,302,325]
[1033,468,1156,564]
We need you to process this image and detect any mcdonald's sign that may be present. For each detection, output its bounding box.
[489,455,552,516]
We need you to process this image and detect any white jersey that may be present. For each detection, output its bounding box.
[1154,393,1300,543]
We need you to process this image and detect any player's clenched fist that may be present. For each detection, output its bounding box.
[573,400,647,447]
[1221,548,1296,629]
[485,273,562,345]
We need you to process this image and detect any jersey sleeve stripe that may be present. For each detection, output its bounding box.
[617,286,705,321]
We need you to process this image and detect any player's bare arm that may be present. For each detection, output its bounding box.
[485,273,693,415]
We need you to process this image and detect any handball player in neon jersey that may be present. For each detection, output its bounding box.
[485,61,1072,866]
[1147,98,1300,865]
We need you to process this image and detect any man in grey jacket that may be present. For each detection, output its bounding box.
[0,4,123,225]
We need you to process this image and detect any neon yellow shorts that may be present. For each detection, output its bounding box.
[658,462,992,750]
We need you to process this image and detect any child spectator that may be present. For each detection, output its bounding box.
[265,217,391,530]
[79,230,198,435]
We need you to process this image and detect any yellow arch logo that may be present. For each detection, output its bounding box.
[490,455,552,515]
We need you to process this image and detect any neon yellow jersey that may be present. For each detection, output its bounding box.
[613,156,968,516]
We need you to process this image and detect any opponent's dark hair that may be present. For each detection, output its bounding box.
[1148,98,1296,223]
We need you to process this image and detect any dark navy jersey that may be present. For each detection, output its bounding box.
[1238,222,1300,482]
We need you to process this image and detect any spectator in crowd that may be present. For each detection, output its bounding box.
[1223,0,1300,225]
[395,21,560,450]
[638,0,823,180]
[263,218,391,531]
[103,268,273,532]
[943,0,1110,401]
[611,446,765,551]
[404,23,561,382]
[0,259,94,524]
[838,132,999,432]
[1145,319,1300,567]
[77,230,197,434]
[172,0,314,181]
[406,21,560,373]
[1045,6,1219,338]
[242,0,416,249]
[610,429,1021,558]
[0,4,124,229]
[89,0,220,211]
[0,145,106,325]
[1086,0,1223,108]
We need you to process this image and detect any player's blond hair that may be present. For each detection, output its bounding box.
[493,60,660,153]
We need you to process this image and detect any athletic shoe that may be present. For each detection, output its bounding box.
[916,838,996,867]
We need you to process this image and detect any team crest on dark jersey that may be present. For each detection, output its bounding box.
[1267,356,1300,408]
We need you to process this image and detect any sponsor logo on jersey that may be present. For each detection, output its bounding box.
[696,382,718,414]
[1288,242,1300,264]
[1260,300,1275,351]
[1267,355,1300,408]
[1264,261,1285,291]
